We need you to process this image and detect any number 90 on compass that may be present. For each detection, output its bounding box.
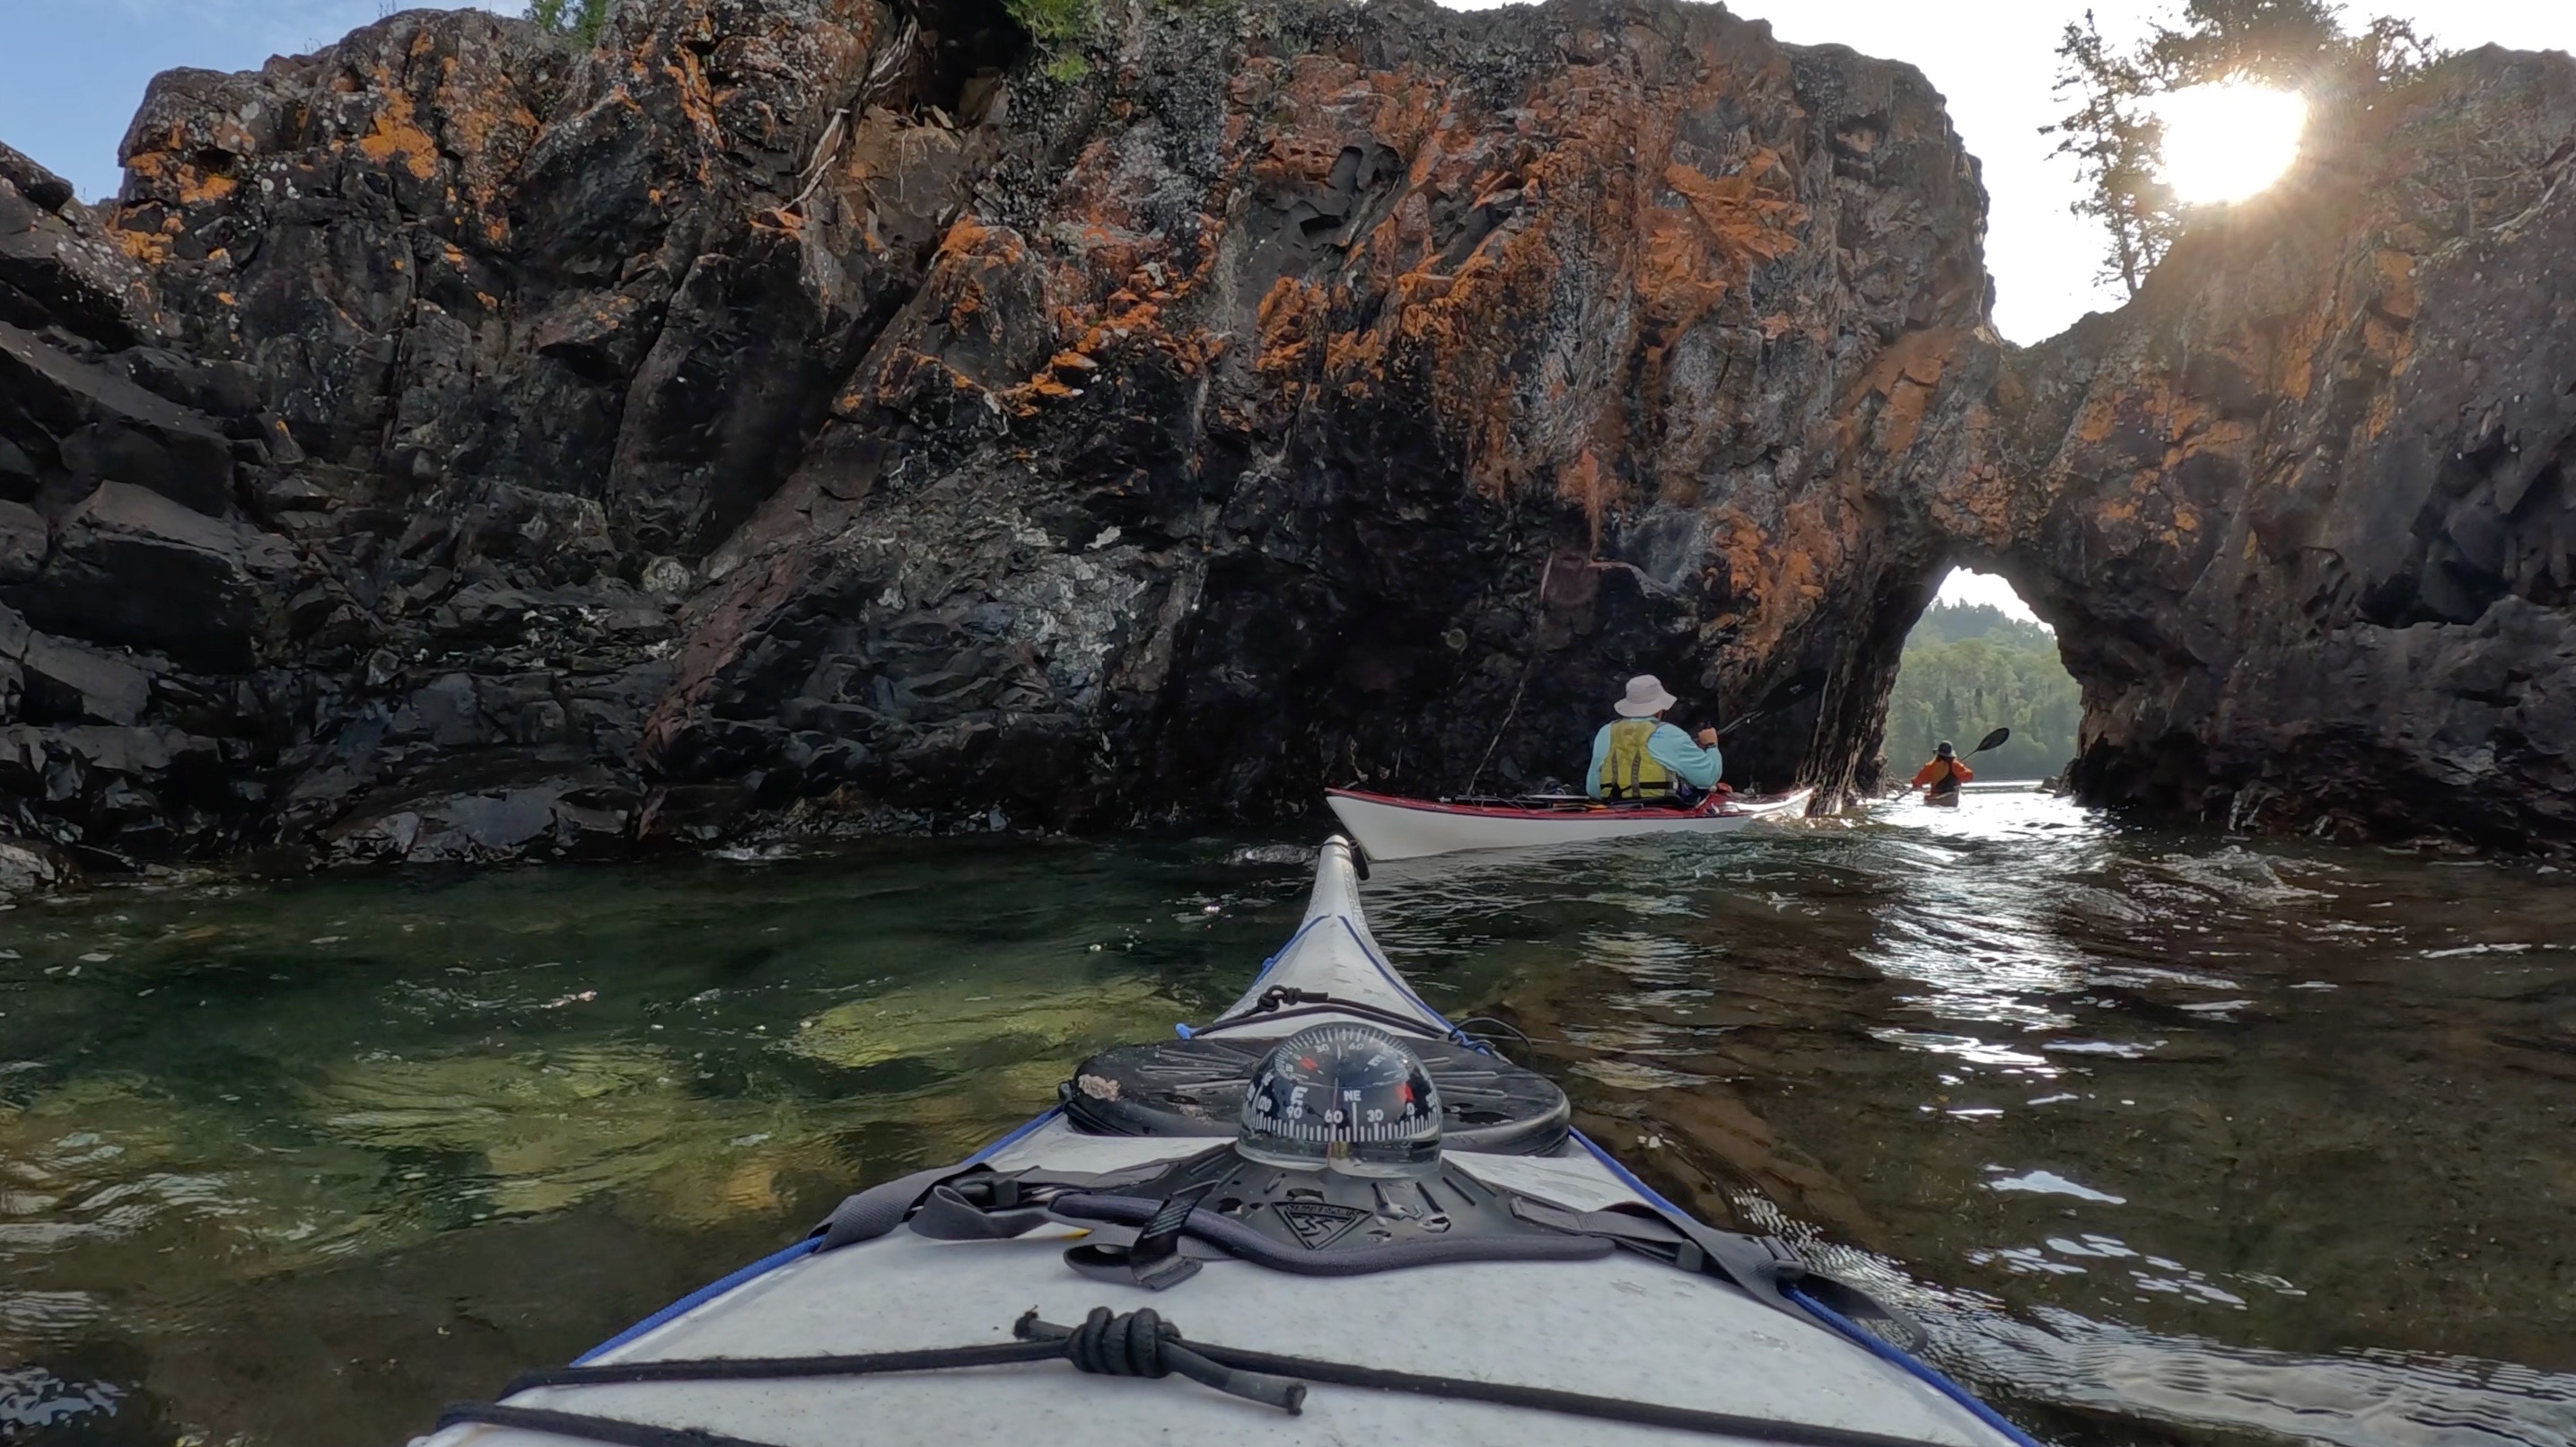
[1237,1023,1443,1177]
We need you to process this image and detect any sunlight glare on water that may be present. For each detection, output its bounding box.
[1362,790,2576,1447]
[2,802,2572,1446]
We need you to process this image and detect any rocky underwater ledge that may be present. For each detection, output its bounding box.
[0,0,2571,892]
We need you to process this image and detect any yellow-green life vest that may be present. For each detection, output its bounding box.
[1599,719,1674,798]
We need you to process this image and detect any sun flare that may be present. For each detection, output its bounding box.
[2157,83,2309,206]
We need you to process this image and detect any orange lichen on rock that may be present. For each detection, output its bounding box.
[2270,303,2326,403]
[1257,133,1353,189]
[662,48,726,182]
[1556,451,1618,539]
[869,346,987,414]
[1699,504,1776,629]
[1322,324,1388,396]
[181,169,239,206]
[1255,276,1327,381]
[1374,162,1567,494]
[933,218,1028,269]
[2071,394,2123,447]
[1003,374,1082,413]
[123,150,241,207]
[110,228,171,266]
[1636,201,1733,356]
[357,89,444,181]
[434,86,548,212]
[2369,247,2418,321]
[1842,328,1957,459]
[1660,152,1806,272]
[2354,249,2419,394]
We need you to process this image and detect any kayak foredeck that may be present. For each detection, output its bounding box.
[414,838,2028,1447]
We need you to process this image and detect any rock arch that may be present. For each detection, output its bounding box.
[1975,45,2576,847]
[0,0,2568,869]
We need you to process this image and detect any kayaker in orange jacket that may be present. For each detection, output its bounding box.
[1906,741,1972,803]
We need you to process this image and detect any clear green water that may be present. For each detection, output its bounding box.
[2,801,2572,1446]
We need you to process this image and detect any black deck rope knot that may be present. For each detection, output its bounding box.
[1019,1307,1306,1413]
[1065,1305,1171,1377]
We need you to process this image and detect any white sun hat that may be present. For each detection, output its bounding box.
[1614,674,1678,717]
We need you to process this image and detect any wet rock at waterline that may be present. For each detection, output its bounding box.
[0,0,2570,881]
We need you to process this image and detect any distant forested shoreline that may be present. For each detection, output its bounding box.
[1881,604,2081,782]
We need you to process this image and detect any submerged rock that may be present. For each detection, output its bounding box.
[0,836,80,900]
[1230,843,1319,867]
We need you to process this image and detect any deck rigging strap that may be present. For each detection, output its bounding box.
[1197,984,1455,1039]
[804,1153,1922,1350]
[440,1306,1983,1447]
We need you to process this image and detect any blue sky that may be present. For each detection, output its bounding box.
[4,0,2572,344]
[0,1,489,205]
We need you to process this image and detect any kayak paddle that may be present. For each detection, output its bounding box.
[1718,670,1827,735]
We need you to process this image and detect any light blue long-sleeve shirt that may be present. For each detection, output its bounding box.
[1585,721,1723,798]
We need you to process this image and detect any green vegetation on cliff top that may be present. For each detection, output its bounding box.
[526,0,1094,60]
[2046,0,2447,294]
[1010,0,1097,46]
[528,0,613,45]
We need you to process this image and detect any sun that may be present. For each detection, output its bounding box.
[2156,83,2309,206]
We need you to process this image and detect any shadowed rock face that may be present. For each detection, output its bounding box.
[1981,47,2576,848]
[0,0,1998,866]
[0,0,2566,873]
[645,0,2000,824]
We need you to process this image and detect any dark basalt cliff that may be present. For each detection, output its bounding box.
[1977,48,2576,848]
[0,0,2568,876]
[0,0,1995,870]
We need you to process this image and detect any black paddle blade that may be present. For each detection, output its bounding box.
[1720,669,1828,733]
[1760,669,1827,713]
[1973,726,2011,754]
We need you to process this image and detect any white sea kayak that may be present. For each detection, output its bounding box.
[1327,785,1818,861]
[413,838,2031,1447]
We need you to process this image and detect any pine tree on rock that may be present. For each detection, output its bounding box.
[2042,1,2447,294]
[529,0,613,45]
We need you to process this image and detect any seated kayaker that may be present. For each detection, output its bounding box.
[1586,675,1722,803]
[1907,741,1972,802]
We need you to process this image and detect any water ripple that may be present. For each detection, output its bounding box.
[0,806,2568,1446]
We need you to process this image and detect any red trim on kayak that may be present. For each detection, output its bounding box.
[1326,788,1794,821]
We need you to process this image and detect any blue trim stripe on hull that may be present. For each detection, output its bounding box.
[1787,1286,2046,1447]
[574,1107,1069,1363]
[558,865,2034,1447]
[574,1238,821,1364]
